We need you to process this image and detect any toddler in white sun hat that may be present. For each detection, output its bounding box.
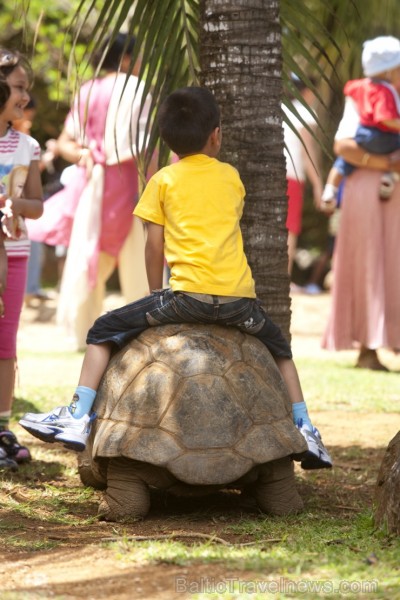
[322,35,400,210]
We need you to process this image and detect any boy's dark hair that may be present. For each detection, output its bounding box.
[93,33,136,71]
[158,87,220,155]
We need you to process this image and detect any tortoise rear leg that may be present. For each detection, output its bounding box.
[98,457,150,521]
[254,457,304,516]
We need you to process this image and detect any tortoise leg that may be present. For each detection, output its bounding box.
[77,449,106,490]
[254,457,304,516]
[98,457,150,521]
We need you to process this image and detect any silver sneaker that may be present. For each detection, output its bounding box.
[19,406,96,452]
[296,419,332,469]
[54,413,95,452]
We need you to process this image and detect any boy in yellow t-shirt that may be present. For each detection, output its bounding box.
[20,87,332,470]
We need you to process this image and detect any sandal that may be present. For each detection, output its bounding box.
[0,446,18,470]
[0,429,31,463]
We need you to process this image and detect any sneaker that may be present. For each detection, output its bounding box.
[19,406,96,452]
[0,446,18,471]
[296,419,332,470]
[54,413,96,452]
[0,429,31,463]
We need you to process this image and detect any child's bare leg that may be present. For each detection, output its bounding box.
[274,355,312,428]
[0,358,15,415]
[274,356,304,405]
[327,166,343,189]
[61,342,113,419]
[78,342,112,390]
[274,356,332,469]
[321,166,342,212]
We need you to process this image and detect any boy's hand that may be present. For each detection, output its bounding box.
[0,296,4,318]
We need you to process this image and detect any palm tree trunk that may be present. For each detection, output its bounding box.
[374,431,400,534]
[199,0,291,340]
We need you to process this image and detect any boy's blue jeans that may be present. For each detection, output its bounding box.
[86,288,292,359]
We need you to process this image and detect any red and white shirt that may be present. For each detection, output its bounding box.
[344,78,400,133]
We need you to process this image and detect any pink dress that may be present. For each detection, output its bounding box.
[27,74,151,348]
[28,75,139,263]
[323,169,400,350]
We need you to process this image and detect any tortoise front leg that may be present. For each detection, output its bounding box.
[98,457,151,521]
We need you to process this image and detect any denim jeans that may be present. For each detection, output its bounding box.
[87,288,292,358]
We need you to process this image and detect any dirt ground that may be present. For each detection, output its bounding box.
[1,291,399,599]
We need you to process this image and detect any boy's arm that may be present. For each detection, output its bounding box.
[144,222,165,291]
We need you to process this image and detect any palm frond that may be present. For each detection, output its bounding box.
[22,0,400,175]
[129,0,199,178]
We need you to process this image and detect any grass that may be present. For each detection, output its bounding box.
[14,350,400,416]
[296,355,400,413]
[15,347,82,411]
[107,519,400,598]
[2,339,400,598]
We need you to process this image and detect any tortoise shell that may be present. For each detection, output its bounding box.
[89,324,306,485]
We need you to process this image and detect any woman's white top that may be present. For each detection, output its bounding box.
[334,97,360,140]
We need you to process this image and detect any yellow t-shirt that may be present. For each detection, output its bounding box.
[134,154,256,298]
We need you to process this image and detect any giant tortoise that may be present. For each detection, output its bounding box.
[78,323,307,521]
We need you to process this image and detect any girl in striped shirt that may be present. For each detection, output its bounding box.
[0,49,43,470]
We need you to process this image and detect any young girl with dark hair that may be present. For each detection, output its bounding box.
[0,49,43,469]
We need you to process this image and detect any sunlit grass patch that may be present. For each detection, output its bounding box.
[0,475,100,525]
[295,356,400,413]
[4,536,59,552]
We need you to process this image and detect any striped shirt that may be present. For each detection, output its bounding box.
[0,128,41,257]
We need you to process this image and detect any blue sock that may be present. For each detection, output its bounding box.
[70,386,97,419]
[292,401,312,428]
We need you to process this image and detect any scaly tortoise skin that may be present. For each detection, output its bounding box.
[78,324,307,520]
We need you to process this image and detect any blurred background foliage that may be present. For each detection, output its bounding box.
[0,0,99,142]
[1,0,400,260]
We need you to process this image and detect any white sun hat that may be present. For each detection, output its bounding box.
[362,35,400,77]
